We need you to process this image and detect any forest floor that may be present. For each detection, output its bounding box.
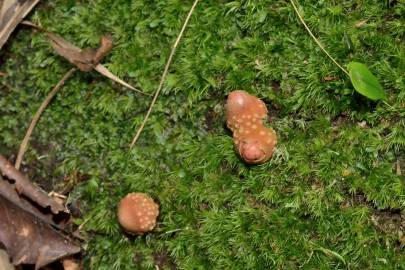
[0,0,404,269]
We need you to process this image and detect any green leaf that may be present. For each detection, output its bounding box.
[347,62,386,101]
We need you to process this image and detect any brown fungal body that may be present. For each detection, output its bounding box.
[226,90,277,164]
[117,193,159,235]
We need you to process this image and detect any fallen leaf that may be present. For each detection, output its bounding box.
[0,195,80,269]
[94,34,113,64]
[0,0,39,49]
[0,71,7,76]
[20,21,98,71]
[0,176,62,227]
[48,33,111,72]
[22,21,148,94]
[0,154,66,214]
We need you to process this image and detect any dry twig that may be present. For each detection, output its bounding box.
[289,0,349,76]
[15,68,76,170]
[129,0,200,148]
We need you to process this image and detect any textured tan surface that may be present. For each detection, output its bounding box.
[118,193,159,235]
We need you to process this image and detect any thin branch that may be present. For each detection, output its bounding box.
[289,0,349,76]
[129,0,200,148]
[15,68,76,170]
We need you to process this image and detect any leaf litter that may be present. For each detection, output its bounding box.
[15,21,150,171]
[0,154,80,269]
[21,20,148,94]
[0,0,39,49]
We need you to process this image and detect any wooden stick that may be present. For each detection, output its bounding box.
[129,0,200,148]
[15,68,76,170]
[289,0,349,76]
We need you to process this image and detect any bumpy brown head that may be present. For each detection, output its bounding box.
[117,193,159,235]
[226,90,277,164]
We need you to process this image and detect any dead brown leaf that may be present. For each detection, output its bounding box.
[0,159,79,268]
[48,33,112,72]
[23,21,113,72]
[0,176,59,226]
[0,195,80,269]
[0,0,39,49]
[0,154,66,214]
[94,34,113,64]
[22,21,148,95]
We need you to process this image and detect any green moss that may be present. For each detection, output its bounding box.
[0,0,404,269]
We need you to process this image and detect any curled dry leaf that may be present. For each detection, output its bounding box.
[21,21,110,72]
[22,21,147,94]
[48,32,112,72]
[0,156,66,213]
[0,195,80,270]
[94,35,113,64]
[0,0,39,49]
[0,154,66,214]
[0,176,60,226]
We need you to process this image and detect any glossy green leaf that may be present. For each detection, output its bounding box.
[347,62,386,101]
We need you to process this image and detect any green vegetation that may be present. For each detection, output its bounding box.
[1,0,404,269]
[347,61,387,101]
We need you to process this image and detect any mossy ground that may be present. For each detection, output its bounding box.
[1,0,404,269]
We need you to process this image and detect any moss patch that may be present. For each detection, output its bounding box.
[0,0,404,269]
